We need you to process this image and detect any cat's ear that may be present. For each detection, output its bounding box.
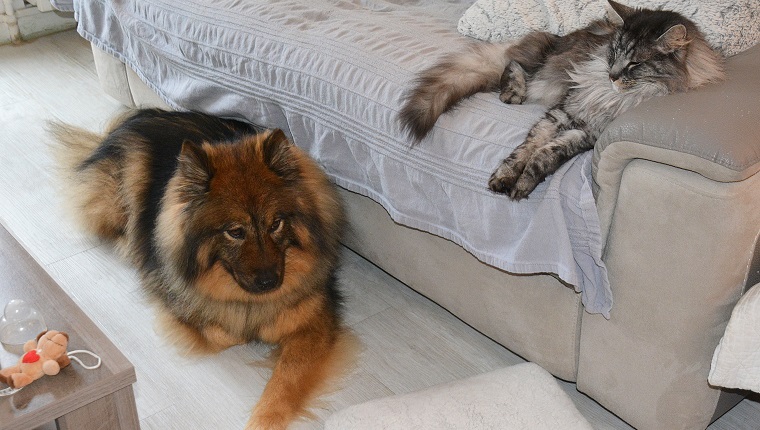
[657,24,690,53]
[606,0,634,25]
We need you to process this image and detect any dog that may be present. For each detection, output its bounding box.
[51,108,356,429]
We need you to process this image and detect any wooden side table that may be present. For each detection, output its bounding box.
[0,224,139,430]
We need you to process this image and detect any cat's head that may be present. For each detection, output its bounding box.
[605,0,697,94]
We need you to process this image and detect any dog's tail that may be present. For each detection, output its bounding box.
[48,121,102,175]
[48,120,127,242]
[398,42,510,143]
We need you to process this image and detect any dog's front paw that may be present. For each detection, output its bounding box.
[202,325,245,351]
[246,409,291,430]
[155,313,238,356]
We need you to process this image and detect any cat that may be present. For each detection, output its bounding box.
[399,0,724,200]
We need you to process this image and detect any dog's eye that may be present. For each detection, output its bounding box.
[269,218,284,234]
[225,227,246,240]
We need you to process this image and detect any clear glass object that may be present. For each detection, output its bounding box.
[0,299,47,348]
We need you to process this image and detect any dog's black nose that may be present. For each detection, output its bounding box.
[254,270,280,292]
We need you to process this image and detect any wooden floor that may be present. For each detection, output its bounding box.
[1,30,758,429]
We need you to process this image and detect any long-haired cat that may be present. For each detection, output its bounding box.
[399,0,724,200]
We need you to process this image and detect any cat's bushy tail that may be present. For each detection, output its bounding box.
[399,43,509,142]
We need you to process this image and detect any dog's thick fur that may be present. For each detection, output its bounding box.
[51,109,355,429]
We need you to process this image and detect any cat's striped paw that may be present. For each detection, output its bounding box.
[488,162,520,196]
[489,159,542,200]
[510,174,542,200]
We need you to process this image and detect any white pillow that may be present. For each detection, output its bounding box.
[709,284,760,393]
[458,0,760,57]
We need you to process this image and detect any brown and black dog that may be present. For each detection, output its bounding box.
[52,109,356,429]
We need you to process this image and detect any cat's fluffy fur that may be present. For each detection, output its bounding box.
[399,0,724,200]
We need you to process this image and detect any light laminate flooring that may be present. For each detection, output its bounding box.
[1,30,758,429]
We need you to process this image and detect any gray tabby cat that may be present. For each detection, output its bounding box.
[399,0,724,200]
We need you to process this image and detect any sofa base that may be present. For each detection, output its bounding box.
[340,188,583,381]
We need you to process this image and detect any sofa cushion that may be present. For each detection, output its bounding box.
[592,44,760,245]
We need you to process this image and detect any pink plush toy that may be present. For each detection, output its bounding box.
[0,330,71,389]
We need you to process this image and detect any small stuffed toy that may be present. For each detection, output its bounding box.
[0,330,71,389]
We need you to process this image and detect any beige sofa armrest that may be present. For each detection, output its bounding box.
[578,44,760,430]
[592,43,760,246]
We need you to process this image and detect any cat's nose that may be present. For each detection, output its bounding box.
[609,76,621,93]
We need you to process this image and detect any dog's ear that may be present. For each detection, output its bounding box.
[261,129,300,181]
[177,141,213,195]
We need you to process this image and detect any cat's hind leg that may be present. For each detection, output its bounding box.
[499,61,528,104]
[498,31,559,105]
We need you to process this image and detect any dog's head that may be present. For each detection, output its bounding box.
[156,129,343,302]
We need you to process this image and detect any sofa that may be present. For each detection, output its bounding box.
[54,0,760,428]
